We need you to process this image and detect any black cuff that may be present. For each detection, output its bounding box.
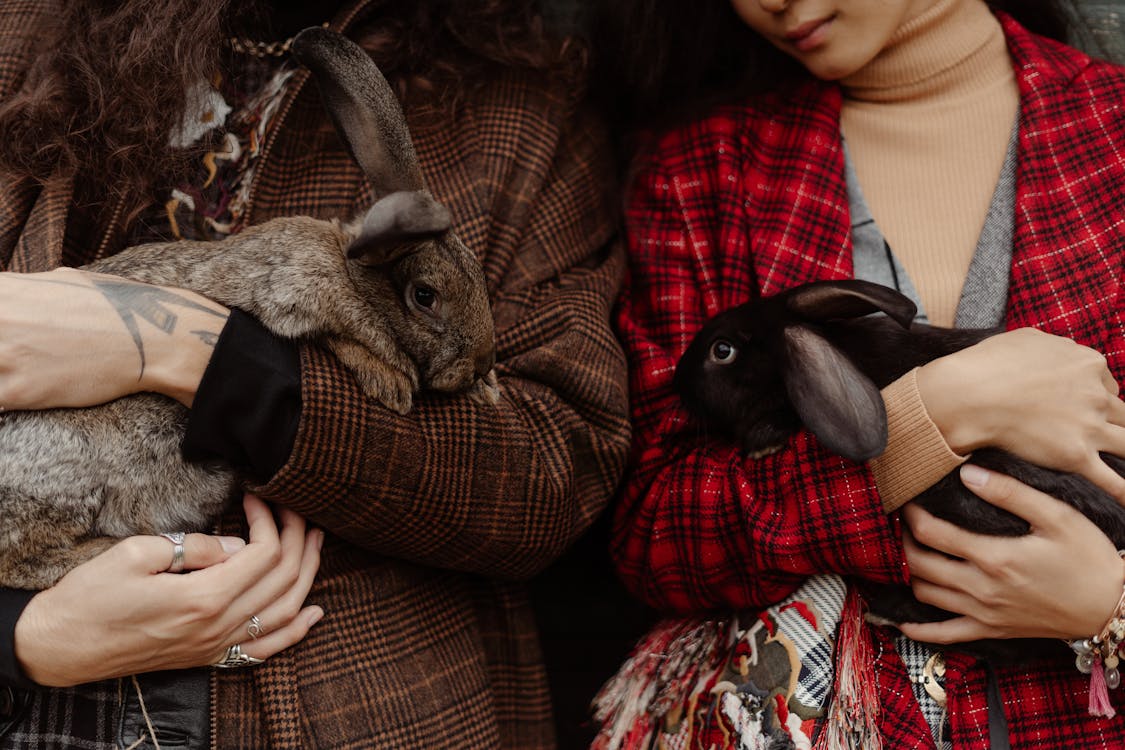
[182,309,301,483]
[0,588,37,689]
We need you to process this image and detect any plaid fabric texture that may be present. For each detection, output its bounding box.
[0,681,117,750]
[778,574,845,713]
[0,1,630,748]
[613,12,1125,749]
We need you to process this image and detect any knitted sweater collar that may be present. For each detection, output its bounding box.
[840,0,1011,104]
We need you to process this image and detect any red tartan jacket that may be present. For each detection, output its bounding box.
[613,14,1125,748]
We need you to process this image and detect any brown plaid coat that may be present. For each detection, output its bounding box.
[0,1,630,747]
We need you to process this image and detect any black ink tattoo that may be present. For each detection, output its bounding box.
[191,330,220,347]
[89,278,226,377]
[20,275,226,378]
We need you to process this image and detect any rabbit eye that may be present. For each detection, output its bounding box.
[413,286,437,309]
[709,340,737,364]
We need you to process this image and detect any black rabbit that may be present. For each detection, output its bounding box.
[674,279,1125,661]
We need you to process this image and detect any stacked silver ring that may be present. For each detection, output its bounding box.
[247,615,264,640]
[159,532,186,573]
[213,643,264,669]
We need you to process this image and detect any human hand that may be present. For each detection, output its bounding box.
[0,267,228,409]
[899,464,1125,644]
[917,327,1125,502]
[13,494,323,687]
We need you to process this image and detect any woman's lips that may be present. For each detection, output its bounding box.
[785,16,835,52]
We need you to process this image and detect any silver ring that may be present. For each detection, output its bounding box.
[159,532,186,573]
[213,643,264,669]
[247,615,263,640]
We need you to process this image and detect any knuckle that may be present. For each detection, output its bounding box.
[278,600,302,625]
[908,513,937,544]
[977,548,1010,578]
[909,580,933,602]
[1089,349,1109,369]
[118,537,157,566]
[277,556,302,587]
[188,595,223,621]
[1059,444,1088,469]
[263,544,284,569]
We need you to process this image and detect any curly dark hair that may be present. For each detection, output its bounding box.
[0,0,571,221]
[590,0,1095,139]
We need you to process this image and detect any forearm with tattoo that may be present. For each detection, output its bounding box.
[23,275,226,379]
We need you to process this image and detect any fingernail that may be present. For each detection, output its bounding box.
[960,464,990,487]
[308,607,325,627]
[219,536,247,553]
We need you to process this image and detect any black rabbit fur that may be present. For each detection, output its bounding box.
[674,279,1125,662]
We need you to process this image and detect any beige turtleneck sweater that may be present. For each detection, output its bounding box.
[841,0,1018,328]
[848,0,1021,510]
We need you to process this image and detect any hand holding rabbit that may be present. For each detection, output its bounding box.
[15,494,323,687]
[900,464,1125,644]
[673,279,1125,658]
[918,328,1125,503]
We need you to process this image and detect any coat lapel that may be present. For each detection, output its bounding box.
[8,174,71,272]
[1002,15,1122,341]
[748,80,853,297]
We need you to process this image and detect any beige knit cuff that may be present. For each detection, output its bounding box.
[870,368,967,513]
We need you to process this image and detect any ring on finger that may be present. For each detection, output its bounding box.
[159,532,186,574]
[213,643,264,669]
[247,615,264,640]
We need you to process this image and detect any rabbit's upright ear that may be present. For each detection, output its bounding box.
[785,280,916,330]
[346,191,452,266]
[292,28,456,265]
[291,26,424,195]
[782,324,887,461]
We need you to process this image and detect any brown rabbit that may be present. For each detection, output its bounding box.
[0,27,496,589]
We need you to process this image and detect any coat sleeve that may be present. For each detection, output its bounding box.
[610,132,908,615]
[253,91,632,582]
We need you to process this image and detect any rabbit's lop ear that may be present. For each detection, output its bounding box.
[347,191,452,266]
[785,280,915,330]
[291,26,424,196]
[782,325,887,461]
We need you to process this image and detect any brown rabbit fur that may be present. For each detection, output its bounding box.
[0,28,496,589]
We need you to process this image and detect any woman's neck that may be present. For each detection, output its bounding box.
[841,0,1008,104]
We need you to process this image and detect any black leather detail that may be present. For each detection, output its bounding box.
[117,669,210,749]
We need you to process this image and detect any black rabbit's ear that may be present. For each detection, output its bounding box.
[346,190,451,266]
[291,27,425,197]
[785,280,915,330]
[782,325,887,461]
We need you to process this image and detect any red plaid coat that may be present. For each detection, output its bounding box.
[0,1,630,748]
[613,14,1125,748]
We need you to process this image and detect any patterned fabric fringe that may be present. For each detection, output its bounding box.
[592,575,852,750]
[591,617,730,750]
[811,587,881,750]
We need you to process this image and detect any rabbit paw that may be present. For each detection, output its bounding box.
[467,370,500,406]
[364,370,415,414]
[327,338,418,414]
